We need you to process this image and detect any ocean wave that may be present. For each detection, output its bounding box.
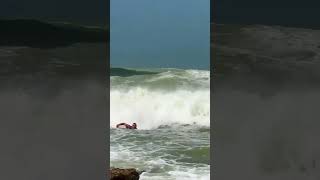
[110,87,209,129]
[110,68,209,129]
[110,67,158,77]
[111,68,210,91]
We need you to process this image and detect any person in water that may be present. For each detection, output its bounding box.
[116,123,137,129]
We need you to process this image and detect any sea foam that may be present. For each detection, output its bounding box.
[110,69,210,129]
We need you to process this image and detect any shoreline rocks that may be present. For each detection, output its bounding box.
[110,168,142,180]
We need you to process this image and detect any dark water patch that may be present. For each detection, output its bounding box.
[212,23,320,89]
[110,68,158,77]
[0,43,108,82]
[0,19,108,48]
[167,147,210,165]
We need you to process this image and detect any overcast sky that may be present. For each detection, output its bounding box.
[110,0,210,69]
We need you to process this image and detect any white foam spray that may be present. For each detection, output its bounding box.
[110,69,210,130]
[110,88,209,129]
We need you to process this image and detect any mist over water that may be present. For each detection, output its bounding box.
[0,78,107,180]
[213,75,320,180]
[212,23,320,179]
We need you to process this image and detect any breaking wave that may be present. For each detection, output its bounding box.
[110,68,210,129]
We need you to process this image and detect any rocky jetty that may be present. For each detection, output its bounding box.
[110,168,142,180]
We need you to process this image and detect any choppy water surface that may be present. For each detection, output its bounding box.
[110,68,210,180]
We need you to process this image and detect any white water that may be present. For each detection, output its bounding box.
[110,69,210,130]
[110,88,210,129]
[110,69,210,179]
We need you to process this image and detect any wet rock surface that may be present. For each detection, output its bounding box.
[110,168,141,180]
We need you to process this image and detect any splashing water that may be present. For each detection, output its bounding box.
[110,68,210,179]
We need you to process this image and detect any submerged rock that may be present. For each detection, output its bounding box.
[110,168,141,180]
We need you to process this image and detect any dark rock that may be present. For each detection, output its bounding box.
[110,168,140,180]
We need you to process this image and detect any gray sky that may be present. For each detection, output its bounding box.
[110,0,210,70]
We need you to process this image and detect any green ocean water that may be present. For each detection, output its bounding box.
[110,68,210,180]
